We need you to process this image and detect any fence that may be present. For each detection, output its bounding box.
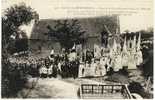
[80,84,132,99]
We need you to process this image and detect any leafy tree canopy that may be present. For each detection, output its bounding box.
[2,3,39,53]
[47,19,85,50]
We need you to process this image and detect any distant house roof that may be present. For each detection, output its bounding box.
[30,15,120,40]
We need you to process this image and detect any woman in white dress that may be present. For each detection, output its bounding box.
[48,64,53,78]
[39,64,48,78]
[90,58,96,76]
[78,62,85,77]
[100,57,106,76]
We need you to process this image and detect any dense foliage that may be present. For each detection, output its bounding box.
[46,19,85,50]
[2,3,38,98]
[2,3,38,54]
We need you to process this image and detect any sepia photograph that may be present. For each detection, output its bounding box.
[1,0,153,99]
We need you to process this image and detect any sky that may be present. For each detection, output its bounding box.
[2,0,153,33]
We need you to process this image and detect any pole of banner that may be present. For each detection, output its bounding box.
[145,77,151,92]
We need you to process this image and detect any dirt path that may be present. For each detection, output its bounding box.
[18,76,127,98]
[18,78,79,98]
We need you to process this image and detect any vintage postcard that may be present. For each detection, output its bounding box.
[1,0,153,99]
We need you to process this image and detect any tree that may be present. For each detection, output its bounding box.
[2,3,39,97]
[2,3,39,54]
[46,19,85,51]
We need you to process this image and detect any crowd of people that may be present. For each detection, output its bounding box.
[7,47,117,79]
[8,49,81,79]
[39,53,80,79]
[8,55,44,77]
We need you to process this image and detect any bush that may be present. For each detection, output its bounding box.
[128,81,152,98]
[2,59,27,98]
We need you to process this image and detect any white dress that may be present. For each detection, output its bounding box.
[78,64,85,77]
[100,58,106,76]
[90,62,96,76]
[95,63,101,76]
[114,54,122,71]
[128,53,137,69]
[48,65,53,75]
[40,67,48,75]
[136,50,143,66]
[84,63,91,76]
[58,63,61,72]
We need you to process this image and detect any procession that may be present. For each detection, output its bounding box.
[7,32,143,80]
